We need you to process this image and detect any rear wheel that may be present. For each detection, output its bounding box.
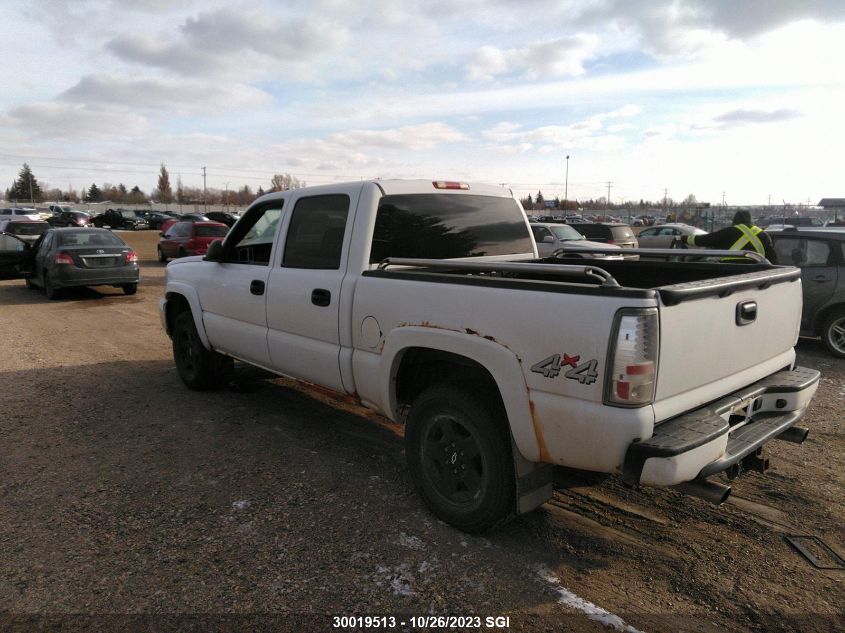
[25,277,36,290]
[821,308,845,358]
[44,272,59,300]
[405,385,515,532]
[172,311,233,390]
[122,283,138,296]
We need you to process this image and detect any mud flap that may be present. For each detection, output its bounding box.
[512,440,554,514]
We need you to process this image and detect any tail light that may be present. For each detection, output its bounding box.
[125,251,138,263]
[607,240,616,245]
[55,252,74,265]
[605,308,659,407]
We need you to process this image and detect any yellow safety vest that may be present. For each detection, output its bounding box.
[728,224,766,256]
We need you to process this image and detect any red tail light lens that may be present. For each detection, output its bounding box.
[607,239,616,245]
[605,308,659,407]
[55,252,74,265]
[125,251,138,263]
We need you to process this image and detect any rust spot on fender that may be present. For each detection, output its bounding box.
[465,327,479,336]
[529,400,552,463]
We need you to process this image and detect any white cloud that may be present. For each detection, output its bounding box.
[59,75,272,114]
[466,35,599,81]
[1,102,153,140]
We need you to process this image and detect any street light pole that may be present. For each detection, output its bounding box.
[564,155,570,208]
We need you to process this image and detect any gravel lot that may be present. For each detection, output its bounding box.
[0,230,843,632]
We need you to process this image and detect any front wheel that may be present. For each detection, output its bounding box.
[406,385,515,533]
[172,311,233,390]
[157,246,167,263]
[122,283,138,295]
[821,308,845,358]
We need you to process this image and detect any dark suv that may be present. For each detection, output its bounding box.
[568,222,638,251]
[769,228,845,357]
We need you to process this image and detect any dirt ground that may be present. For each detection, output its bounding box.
[0,230,843,632]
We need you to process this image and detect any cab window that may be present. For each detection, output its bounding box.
[282,195,350,269]
[222,202,284,265]
[773,237,831,267]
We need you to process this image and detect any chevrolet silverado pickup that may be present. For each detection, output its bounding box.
[159,180,819,532]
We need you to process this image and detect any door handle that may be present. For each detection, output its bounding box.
[311,288,331,307]
[811,275,830,282]
[250,280,265,295]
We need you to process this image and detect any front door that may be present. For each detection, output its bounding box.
[196,201,285,367]
[0,233,30,280]
[266,186,360,392]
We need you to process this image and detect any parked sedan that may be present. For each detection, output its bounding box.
[531,222,623,258]
[157,221,229,261]
[20,228,139,299]
[48,210,93,227]
[636,223,707,249]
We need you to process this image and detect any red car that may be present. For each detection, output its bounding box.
[157,221,229,261]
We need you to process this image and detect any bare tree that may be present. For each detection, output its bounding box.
[156,163,173,203]
[269,173,305,192]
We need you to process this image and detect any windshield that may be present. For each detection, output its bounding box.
[58,231,125,247]
[550,225,585,240]
[370,194,532,262]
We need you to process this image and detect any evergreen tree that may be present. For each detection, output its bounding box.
[87,183,102,202]
[8,163,42,202]
[127,185,145,204]
[535,190,545,207]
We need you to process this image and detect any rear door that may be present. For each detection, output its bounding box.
[771,234,837,331]
[265,187,360,392]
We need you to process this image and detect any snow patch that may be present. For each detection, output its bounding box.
[374,564,417,597]
[231,500,250,511]
[536,566,645,633]
[396,532,426,551]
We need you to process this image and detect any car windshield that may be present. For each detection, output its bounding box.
[550,225,585,240]
[58,231,125,246]
[195,225,229,238]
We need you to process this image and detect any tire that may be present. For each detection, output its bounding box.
[157,246,167,263]
[177,247,187,258]
[405,384,515,533]
[821,308,845,358]
[122,283,138,295]
[172,311,233,390]
[44,272,59,300]
[25,277,36,290]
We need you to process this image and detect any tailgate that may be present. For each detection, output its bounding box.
[653,268,802,422]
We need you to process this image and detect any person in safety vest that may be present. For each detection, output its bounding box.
[681,210,777,263]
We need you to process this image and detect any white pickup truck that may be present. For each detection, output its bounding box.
[159,180,819,532]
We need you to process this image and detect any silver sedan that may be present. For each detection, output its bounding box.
[636,223,707,249]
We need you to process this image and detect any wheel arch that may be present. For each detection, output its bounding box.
[813,300,845,335]
[380,326,540,462]
[163,282,210,349]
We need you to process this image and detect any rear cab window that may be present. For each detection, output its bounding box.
[369,194,532,262]
[283,195,350,270]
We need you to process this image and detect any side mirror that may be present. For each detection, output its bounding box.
[205,240,224,262]
[543,235,555,243]
[159,232,165,237]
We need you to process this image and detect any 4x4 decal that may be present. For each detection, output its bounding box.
[530,353,599,385]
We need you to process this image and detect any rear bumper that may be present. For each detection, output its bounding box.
[623,366,820,487]
[52,266,139,288]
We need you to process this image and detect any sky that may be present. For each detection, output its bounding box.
[1,0,844,206]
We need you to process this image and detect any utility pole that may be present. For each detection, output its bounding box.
[202,166,207,210]
[564,155,570,208]
[768,194,771,207]
[224,182,229,211]
[605,181,613,213]
[722,191,726,207]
